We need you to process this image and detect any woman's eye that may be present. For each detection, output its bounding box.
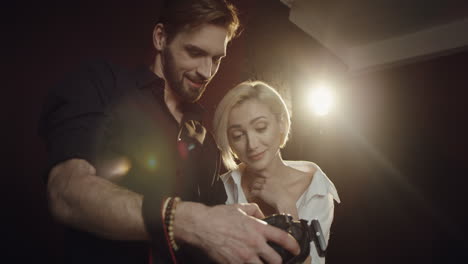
[256,124,267,132]
[231,133,243,141]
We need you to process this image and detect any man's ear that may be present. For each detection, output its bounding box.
[153,23,166,52]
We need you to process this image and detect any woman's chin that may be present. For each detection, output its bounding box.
[245,160,268,172]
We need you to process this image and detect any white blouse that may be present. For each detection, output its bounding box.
[220,161,340,264]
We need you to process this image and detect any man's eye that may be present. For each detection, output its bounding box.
[189,51,202,57]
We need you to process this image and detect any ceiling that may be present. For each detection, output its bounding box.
[280,0,468,72]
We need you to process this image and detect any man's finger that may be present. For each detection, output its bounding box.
[254,177,266,183]
[252,182,263,190]
[251,189,260,197]
[237,203,265,219]
[258,243,283,264]
[263,225,300,256]
[246,257,264,264]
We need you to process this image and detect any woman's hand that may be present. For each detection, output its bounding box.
[248,173,298,218]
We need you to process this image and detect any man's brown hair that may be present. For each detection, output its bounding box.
[158,0,240,43]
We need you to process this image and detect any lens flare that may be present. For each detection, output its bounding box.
[147,157,157,170]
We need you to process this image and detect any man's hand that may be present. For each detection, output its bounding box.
[174,202,300,264]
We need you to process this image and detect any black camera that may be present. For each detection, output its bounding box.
[262,214,327,264]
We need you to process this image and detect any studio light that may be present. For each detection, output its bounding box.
[307,83,335,116]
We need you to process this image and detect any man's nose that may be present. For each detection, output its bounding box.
[196,58,213,80]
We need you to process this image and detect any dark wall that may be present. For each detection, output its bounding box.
[8,1,162,262]
[324,51,468,263]
[240,1,468,262]
[7,0,468,263]
[6,0,251,262]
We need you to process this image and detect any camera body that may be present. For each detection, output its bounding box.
[263,214,327,264]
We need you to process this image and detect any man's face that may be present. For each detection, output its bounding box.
[161,24,228,103]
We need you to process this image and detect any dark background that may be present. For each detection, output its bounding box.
[6,0,468,263]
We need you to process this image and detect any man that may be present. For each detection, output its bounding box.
[39,0,299,263]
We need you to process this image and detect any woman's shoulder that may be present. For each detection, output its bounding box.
[285,160,340,203]
[284,160,319,175]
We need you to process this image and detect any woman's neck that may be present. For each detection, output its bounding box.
[240,154,291,205]
[244,153,287,180]
[240,158,313,219]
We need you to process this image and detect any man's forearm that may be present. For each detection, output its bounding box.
[48,159,150,241]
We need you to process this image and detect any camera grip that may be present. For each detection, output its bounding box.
[262,214,311,264]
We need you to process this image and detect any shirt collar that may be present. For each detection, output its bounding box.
[221,161,340,204]
[221,168,242,185]
[288,161,340,204]
[134,65,165,93]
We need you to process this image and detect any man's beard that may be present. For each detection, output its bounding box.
[161,47,207,103]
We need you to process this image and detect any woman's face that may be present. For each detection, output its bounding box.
[227,99,283,171]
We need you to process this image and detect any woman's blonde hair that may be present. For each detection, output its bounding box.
[213,81,291,170]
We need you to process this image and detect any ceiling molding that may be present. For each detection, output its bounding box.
[285,0,468,72]
[279,0,295,8]
[347,18,468,72]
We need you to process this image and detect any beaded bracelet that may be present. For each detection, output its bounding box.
[163,197,181,251]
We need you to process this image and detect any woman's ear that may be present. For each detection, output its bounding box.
[278,115,285,134]
[278,115,287,146]
[153,23,166,52]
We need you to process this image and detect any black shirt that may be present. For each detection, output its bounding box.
[39,60,225,263]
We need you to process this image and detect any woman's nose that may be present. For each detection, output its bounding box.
[246,133,259,151]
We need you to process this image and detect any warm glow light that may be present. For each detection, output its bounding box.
[100,157,131,181]
[112,158,131,176]
[308,84,335,116]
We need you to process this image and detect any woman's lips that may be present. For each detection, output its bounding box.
[248,151,265,161]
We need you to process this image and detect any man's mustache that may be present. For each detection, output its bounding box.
[186,74,209,85]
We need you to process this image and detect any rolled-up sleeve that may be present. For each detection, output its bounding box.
[38,61,115,179]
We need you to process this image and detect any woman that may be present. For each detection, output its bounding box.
[213,81,340,264]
